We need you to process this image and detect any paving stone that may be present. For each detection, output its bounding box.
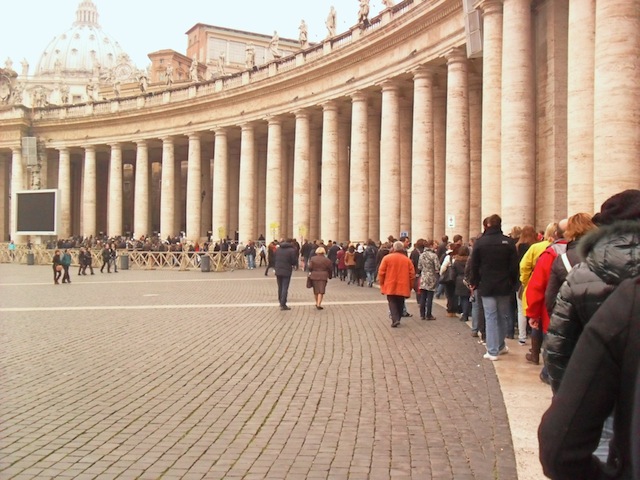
[0,265,517,479]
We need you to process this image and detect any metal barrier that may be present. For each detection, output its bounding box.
[0,244,248,271]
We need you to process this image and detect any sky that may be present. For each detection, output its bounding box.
[1,0,396,70]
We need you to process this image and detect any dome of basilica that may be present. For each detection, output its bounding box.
[35,0,136,82]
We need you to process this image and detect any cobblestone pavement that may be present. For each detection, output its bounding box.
[0,264,517,479]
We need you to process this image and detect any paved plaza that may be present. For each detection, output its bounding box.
[0,264,548,479]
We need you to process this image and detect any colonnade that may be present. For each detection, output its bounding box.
[3,0,639,245]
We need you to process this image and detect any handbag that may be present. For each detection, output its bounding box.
[306,275,313,289]
[55,264,62,272]
[439,263,456,286]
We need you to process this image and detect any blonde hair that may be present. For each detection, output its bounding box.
[564,213,597,241]
[315,246,326,255]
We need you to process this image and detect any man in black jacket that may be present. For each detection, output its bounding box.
[274,240,298,310]
[539,276,640,480]
[469,214,519,361]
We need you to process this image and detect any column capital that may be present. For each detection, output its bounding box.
[55,146,70,154]
[213,127,227,137]
[379,79,400,92]
[321,100,339,112]
[239,122,256,131]
[475,0,503,15]
[108,142,122,149]
[186,132,201,140]
[294,109,310,119]
[160,136,175,143]
[136,139,148,147]
[412,65,438,81]
[265,115,283,126]
[351,91,369,103]
[83,145,96,153]
[445,47,468,65]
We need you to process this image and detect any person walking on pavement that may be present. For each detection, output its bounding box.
[307,246,333,309]
[378,241,416,328]
[274,239,298,310]
[264,240,277,276]
[61,249,72,284]
[100,244,111,273]
[52,249,63,284]
[469,214,519,361]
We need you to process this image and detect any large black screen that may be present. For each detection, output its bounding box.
[16,190,58,234]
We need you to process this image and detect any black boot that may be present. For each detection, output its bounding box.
[526,329,542,365]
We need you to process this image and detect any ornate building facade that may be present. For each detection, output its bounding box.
[0,0,638,244]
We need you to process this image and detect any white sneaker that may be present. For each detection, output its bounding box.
[499,346,509,355]
[483,352,498,361]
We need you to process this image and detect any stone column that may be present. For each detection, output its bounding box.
[266,117,283,240]
[239,123,256,242]
[321,102,339,241]
[593,0,640,206]
[501,0,535,229]
[433,84,447,238]
[308,122,321,241]
[477,0,503,218]
[337,109,350,242]
[399,95,412,236]
[379,80,401,241]
[0,156,6,241]
[411,67,435,239]
[445,48,470,240]
[368,100,381,240]
[160,137,175,240]
[186,133,202,241]
[350,91,369,242]
[567,0,595,213]
[228,146,240,240]
[211,128,228,241]
[134,140,149,238]
[10,147,25,242]
[293,110,311,242]
[107,143,123,237]
[82,145,97,238]
[469,75,483,239]
[58,148,71,238]
[257,139,267,238]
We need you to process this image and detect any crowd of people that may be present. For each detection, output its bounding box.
[37,187,640,478]
[253,188,640,479]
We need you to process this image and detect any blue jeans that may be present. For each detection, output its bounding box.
[481,295,511,356]
[276,275,292,307]
[471,290,481,333]
[419,290,435,318]
[247,254,255,269]
[458,295,470,321]
[365,270,375,286]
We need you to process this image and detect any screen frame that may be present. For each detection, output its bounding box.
[14,189,60,236]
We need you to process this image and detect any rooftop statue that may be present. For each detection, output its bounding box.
[358,0,370,26]
[217,52,226,76]
[190,57,200,82]
[165,65,174,86]
[299,20,309,48]
[382,0,395,8]
[245,44,256,69]
[269,31,282,59]
[20,59,29,77]
[326,6,337,38]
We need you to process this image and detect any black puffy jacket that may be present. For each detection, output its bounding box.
[545,220,640,393]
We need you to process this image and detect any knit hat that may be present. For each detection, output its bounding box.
[592,189,640,225]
